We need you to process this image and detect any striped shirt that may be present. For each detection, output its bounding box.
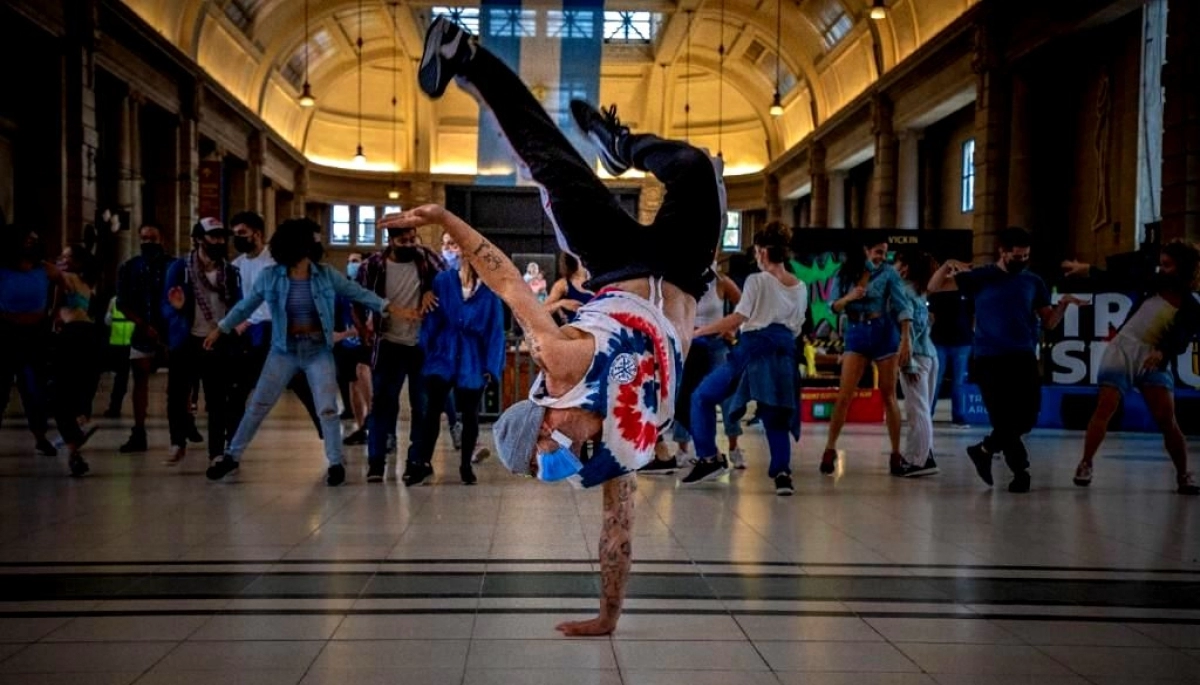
[286,278,318,330]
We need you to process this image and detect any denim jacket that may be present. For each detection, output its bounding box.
[219,263,388,353]
[837,263,913,323]
[898,284,936,359]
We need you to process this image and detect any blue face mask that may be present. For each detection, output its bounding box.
[865,259,882,274]
[346,262,360,279]
[442,250,460,269]
[535,431,584,482]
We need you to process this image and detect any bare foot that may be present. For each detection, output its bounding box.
[555,616,617,636]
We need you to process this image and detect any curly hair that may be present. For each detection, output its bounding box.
[894,247,936,294]
[1162,240,1200,291]
[270,218,322,268]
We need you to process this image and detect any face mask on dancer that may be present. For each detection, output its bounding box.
[347,262,361,279]
[535,431,583,482]
[442,249,460,269]
[140,243,164,260]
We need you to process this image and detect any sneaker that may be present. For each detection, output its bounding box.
[366,463,386,483]
[163,444,186,466]
[460,465,477,485]
[119,428,148,454]
[205,456,239,482]
[966,442,994,486]
[68,453,90,478]
[728,447,747,470]
[569,100,631,176]
[1073,462,1093,487]
[1008,470,1031,493]
[1177,472,1199,495]
[450,422,463,451]
[774,472,795,496]
[188,425,204,444]
[819,449,837,475]
[900,455,939,478]
[326,464,346,487]
[680,457,729,486]
[418,16,475,99]
[471,447,491,464]
[343,428,368,446]
[35,438,57,457]
[638,457,679,476]
[402,461,434,487]
[889,452,907,477]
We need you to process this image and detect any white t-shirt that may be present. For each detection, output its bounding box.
[232,248,275,324]
[382,260,421,345]
[734,272,807,336]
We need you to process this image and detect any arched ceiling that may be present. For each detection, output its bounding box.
[120,0,977,176]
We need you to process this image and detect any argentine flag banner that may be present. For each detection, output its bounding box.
[475,0,605,184]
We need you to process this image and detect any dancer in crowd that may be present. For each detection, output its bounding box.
[928,227,1082,492]
[524,262,548,302]
[405,15,722,635]
[1063,240,1200,494]
[640,251,742,475]
[205,218,414,486]
[0,225,57,456]
[545,252,594,325]
[229,211,322,437]
[114,223,173,453]
[162,218,242,465]
[820,237,912,476]
[417,236,506,485]
[102,295,134,418]
[46,244,101,476]
[892,248,939,477]
[436,233,464,451]
[679,223,805,495]
[354,221,444,484]
[339,253,373,445]
[927,275,974,427]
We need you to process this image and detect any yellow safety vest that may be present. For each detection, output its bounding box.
[109,303,135,346]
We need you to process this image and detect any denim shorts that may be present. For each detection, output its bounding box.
[844,318,900,361]
[1096,338,1174,394]
[577,445,632,489]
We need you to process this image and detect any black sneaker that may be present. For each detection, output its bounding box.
[901,456,939,478]
[819,449,837,475]
[889,452,907,477]
[638,457,679,476]
[1177,472,1199,495]
[326,464,346,487]
[402,461,434,487]
[774,472,795,496]
[188,425,204,444]
[569,100,631,176]
[68,453,90,478]
[366,463,386,483]
[35,438,57,457]
[343,428,368,446]
[1008,470,1031,493]
[119,428,148,454]
[680,457,728,486]
[966,442,994,486]
[206,456,239,482]
[460,465,477,485]
[418,16,475,99]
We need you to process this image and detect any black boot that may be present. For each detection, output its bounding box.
[119,427,148,454]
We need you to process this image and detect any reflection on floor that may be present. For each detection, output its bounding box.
[1,388,1199,685]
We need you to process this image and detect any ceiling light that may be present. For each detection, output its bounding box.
[353,145,367,166]
[301,0,316,107]
[769,92,784,117]
[870,0,888,20]
[387,189,400,200]
[299,82,315,108]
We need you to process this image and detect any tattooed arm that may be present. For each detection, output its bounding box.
[557,474,636,636]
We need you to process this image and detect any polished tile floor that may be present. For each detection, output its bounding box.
[1,378,1199,684]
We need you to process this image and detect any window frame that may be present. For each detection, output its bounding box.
[960,138,976,214]
[721,211,743,253]
[329,204,395,248]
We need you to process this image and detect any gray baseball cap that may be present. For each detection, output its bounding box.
[492,400,544,475]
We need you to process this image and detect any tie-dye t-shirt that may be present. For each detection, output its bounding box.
[529,288,683,472]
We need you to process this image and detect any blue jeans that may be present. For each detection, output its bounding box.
[368,340,427,467]
[691,362,793,477]
[933,344,971,423]
[673,335,742,443]
[227,336,342,465]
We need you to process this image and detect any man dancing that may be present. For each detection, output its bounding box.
[384,16,725,636]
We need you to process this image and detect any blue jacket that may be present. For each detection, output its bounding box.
[837,263,913,323]
[162,257,242,350]
[725,324,801,440]
[419,269,506,390]
[897,284,937,360]
[219,263,388,353]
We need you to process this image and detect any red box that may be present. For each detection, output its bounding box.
[800,387,885,423]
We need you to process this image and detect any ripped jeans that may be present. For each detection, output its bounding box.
[226,335,342,466]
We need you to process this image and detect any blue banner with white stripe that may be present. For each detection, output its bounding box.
[476,0,605,184]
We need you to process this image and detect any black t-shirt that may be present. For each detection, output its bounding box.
[927,290,973,347]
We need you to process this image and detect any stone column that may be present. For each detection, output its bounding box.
[896,129,921,229]
[63,0,99,249]
[808,142,829,228]
[765,174,782,223]
[870,94,898,228]
[293,166,309,218]
[1006,73,1033,233]
[178,80,202,254]
[262,182,276,236]
[970,17,1012,260]
[828,171,847,228]
[247,129,265,214]
[115,90,144,265]
[1162,0,1200,243]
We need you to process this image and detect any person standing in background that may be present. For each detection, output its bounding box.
[338,253,373,445]
[545,252,594,325]
[927,279,974,427]
[0,225,56,456]
[102,295,134,418]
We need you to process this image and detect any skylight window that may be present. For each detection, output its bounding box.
[224,0,265,34]
[603,11,659,44]
[547,10,598,40]
[806,0,854,50]
[432,6,480,34]
[486,7,537,38]
[282,29,334,90]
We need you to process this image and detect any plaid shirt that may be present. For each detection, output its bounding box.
[354,246,445,367]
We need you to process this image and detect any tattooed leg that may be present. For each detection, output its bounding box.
[557,474,636,636]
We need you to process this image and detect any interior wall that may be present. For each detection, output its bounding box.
[0,133,13,225]
[922,102,976,230]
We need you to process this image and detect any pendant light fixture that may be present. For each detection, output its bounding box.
[352,0,367,166]
[717,0,725,158]
[769,0,784,117]
[684,10,693,142]
[870,0,888,21]
[299,0,316,107]
[387,2,400,199]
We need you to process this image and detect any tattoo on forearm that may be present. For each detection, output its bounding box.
[471,241,506,273]
[598,476,636,621]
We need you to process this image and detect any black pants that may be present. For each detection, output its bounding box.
[419,376,483,468]
[167,335,238,457]
[0,321,50,437]
[973,352,1042,474]
[460,47,723,299]
[51,322,100,447]
[229,323,322,437]
[106,345,131,413]
[368,340,427,467]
